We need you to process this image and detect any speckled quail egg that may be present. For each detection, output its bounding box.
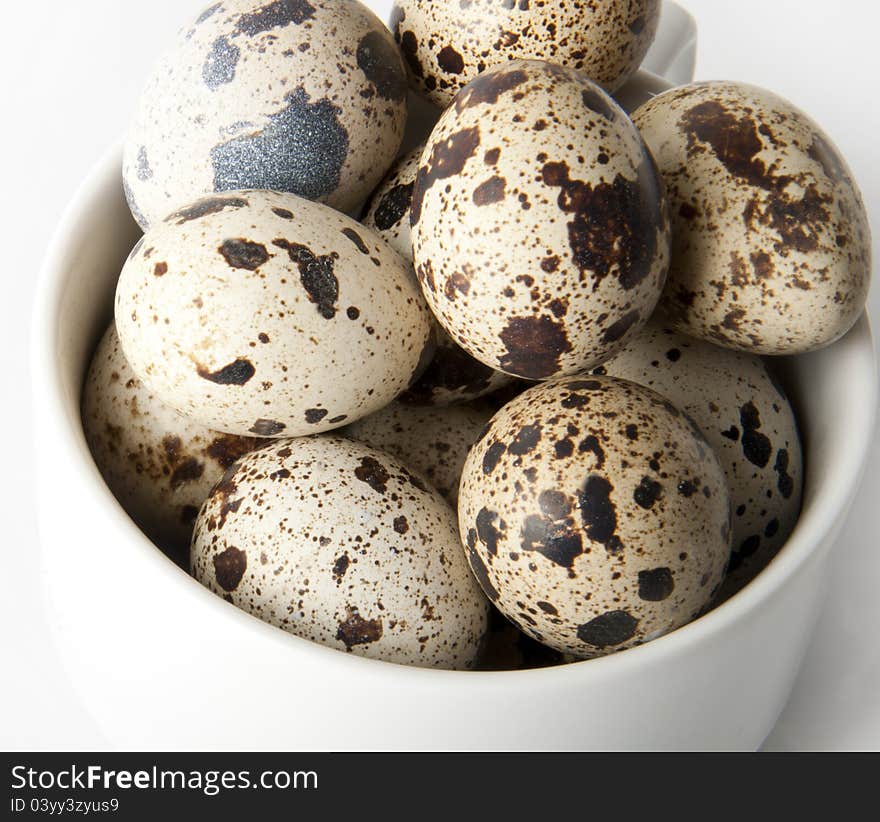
[123,0,408,229]
[191,436,489,669]
[596,317,803,599]
[343,401,493,505]
[459,375,731,658]
[411,59,670,381]
[82,324,261,567]
[115,189,433,438]
[362,143,423,259]
[633,81,872,355]
[363,146,515,405]
[391,0,660,108]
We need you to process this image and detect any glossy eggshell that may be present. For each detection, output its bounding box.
[633,81,872,355]
[411,60,670,381]
[191,436,489,669]
[343,401,493,505]
[82,324,261,567]
[363,146,515,405]
[391,0,660,108]
[123,0,408,229]
[115,190,433,438]
[459,375,731,658]
[597,317,803,599]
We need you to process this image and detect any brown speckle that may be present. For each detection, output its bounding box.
[473,176,506,206]
[354,456,390,494]
[577,610,638,648]
[305,408,328,424]
[219,238,270,270]
[336,608,383,650]
[196,358,255,386]
[499,315,573,379]
[213,546,247,592]
[249,419,286,436]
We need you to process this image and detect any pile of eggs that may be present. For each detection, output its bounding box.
[83,0,871,670]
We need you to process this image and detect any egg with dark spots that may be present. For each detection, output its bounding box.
[191,436,489,669]
[391,0,660,108]
[362,143,516,405]
[362,143,423,259]
[123,0,408,229]
[115,189,433,438]
[343,401,494,505]
[458,375,730,658]
[82,324,262,567]
[633,81,872,354]
[598,317,803,598]
[411,60,670,382]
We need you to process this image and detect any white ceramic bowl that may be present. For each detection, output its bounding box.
[31,3,877,751]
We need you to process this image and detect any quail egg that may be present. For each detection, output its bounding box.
[115,189,433,438]
[123,0,408,229]
[459,375,731,658]
[191,436,489,669]
[411,59,670,380]
[391,0,660,108]
[633,81,872,354]
[597,317,803,597]
[82,324,260,567]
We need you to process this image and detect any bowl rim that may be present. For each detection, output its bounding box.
[31,140,879,686]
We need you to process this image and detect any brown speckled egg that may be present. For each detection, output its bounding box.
[343,401,493,505]
[391,0,660,108]
[411,60,670,381]
[363,145,515,405]
[82,324,261,567]
[597,317,803,599]
[191,436,489,669]
[459,375,731,658]
[115,189,433,438]
[123,0,407,229]
[633,81,872,354]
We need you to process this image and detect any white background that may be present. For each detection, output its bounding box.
[1,0,877,750]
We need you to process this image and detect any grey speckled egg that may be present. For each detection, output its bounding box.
[82,324,261,567]
[123,0,407,229]
[596,317,803,599]
[115,189,433,438]
[391,0,660,108]
[411,60,670,381]
[343,401,493,505]
[459,375,731,658]
[633,81,872,355]
[191,436,489,669]
[363,145,515,405]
